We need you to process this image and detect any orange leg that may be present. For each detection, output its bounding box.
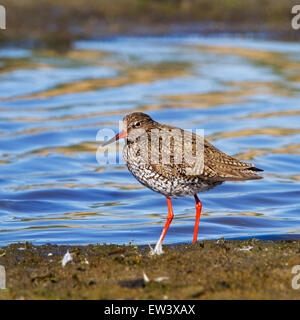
[193,194,202,243]
[159,197,174,242]
[151,197,174,255]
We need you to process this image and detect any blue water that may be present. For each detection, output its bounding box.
[0,35,299,246]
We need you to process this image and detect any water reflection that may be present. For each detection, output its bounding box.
[0,36,299,246]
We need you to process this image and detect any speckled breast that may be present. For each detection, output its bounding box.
[123,144,220,198]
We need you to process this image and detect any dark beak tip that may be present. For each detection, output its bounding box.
[102,136,116,147]
[101,130,127,147]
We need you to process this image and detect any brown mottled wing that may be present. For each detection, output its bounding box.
[203,139,263,181]
[147,126,190,179]
[148,125,262,182]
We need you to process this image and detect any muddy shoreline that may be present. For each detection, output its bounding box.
[0,239,299,299]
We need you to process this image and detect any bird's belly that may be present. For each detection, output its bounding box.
[126,162,173,197]
[124,145,221,198]
[126,162,220,198]
[171,178,220,197]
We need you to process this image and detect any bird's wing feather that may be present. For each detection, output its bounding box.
[148,126,262,182]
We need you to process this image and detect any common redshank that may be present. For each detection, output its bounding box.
[103,112,263,254]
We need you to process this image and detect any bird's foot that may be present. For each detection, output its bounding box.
[149,238,164,255]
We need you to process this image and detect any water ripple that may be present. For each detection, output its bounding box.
[0,36,299,246]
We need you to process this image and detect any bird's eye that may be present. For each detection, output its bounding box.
[134,121,141,127]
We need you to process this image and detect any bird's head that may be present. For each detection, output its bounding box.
[102,112,154,146]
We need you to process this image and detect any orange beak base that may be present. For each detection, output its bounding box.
[102,129,128,146]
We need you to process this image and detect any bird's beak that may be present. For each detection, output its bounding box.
[102,129,128,146]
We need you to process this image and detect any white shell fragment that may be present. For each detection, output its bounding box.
[154,276,169,282]
[143,272,150,283]
[62,250,73,267]
[236,246,253,251]
[142,272,168,283]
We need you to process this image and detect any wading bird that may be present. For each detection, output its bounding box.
[103,112,263,254]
